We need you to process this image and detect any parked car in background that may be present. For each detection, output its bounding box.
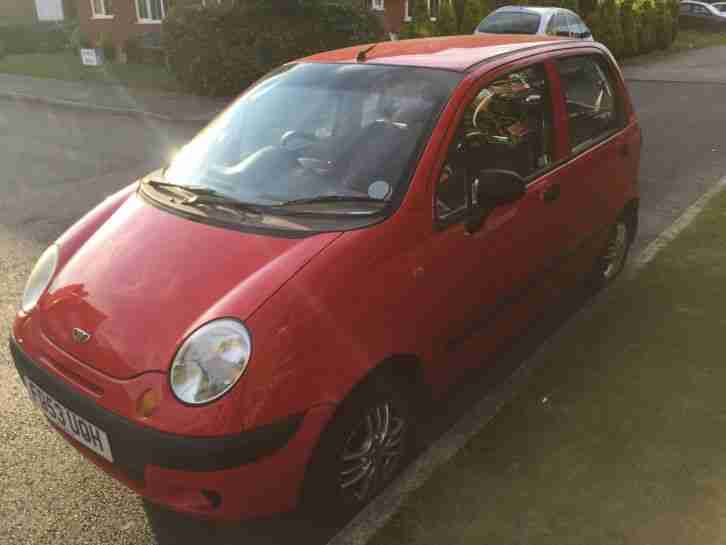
[679,0,726,28]
[11,34,640,524]
[475,6,593,39]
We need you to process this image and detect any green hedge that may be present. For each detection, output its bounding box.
[162,1,383,97]
[0,22,71,54]
[399,0,677,60]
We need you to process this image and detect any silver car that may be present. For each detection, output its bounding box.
[475,6,594,40]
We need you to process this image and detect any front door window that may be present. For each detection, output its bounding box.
[435,64,554,221]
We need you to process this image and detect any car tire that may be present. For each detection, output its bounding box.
[301,372,414,522]
[587,214,632,292]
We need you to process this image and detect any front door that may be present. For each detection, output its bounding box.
[414,63,574,389]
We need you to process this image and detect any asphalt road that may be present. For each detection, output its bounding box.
[2,46,726,545]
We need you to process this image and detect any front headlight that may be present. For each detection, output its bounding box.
[170,319,252,405]
[21,244,59,313]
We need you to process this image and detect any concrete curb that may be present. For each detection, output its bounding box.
[0,90,217,125]
[327,175,726,545]
[632,174,726,271]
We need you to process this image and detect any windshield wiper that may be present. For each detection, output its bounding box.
[143,178,265,214]
[144,178,217,197]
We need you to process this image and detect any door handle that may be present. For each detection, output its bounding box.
[542,183,561,203]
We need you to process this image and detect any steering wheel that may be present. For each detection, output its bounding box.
[280,130,317,152]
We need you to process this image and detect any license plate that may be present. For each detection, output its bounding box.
[24,377,114,462]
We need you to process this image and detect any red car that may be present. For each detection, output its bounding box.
[11,34,640,522]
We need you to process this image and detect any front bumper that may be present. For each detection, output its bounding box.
[10,337,335,520]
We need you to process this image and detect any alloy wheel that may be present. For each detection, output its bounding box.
[338,401,408,505]
[602,220,629,282]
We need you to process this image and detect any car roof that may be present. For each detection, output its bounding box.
[301,34,571,72]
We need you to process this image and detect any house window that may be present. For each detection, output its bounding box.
[136,0,166,22]
[371,0,384,11]
[90,0,113,17]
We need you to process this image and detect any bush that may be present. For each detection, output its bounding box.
[620,0,639,57]
[435,0,458,35]
[162,1,383,97]
[638,1,658,54]
[0,22,70,54]
[593,0,624,58]
[460,0,486,33]
[655,3,674,50]
[668,0,680,38]
[125,32,164,65]
[0,40,5,60]
[99,31,115,62]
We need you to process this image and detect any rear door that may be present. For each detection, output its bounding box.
[549,52,634,277]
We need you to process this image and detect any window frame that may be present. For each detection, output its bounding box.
[135,0,166,23]
[433,61,559,228]
[90,0,113,18]
[553,53,627,157]
[371,0,385,12]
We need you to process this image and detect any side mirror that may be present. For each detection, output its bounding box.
[582,31,593,38]
[465,169,525,234]
[474,169,526,207]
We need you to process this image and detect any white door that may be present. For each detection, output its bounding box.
[34,0,64,21]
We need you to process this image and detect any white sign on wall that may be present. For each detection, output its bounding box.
[80,49,104,66]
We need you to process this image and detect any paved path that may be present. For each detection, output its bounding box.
[0,73,228,122]
[1,46,726,545]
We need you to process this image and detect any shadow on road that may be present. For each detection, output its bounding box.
[144,501,341,545]
[142,285,596,545]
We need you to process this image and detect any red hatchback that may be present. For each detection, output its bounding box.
[11,34,640,522]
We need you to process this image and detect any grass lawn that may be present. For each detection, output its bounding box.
[370,187,726,545]
[0,51,180,92]
[623,29,726,65]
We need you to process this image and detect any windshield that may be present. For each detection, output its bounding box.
[476,11,542,34]
[161,63,461,224]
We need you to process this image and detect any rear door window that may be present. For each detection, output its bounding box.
[556,55,624,152]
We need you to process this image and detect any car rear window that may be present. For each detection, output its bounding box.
[476,11,542,34]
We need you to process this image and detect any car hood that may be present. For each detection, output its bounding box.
[39,193,340,379]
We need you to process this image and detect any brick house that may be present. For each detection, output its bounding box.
[76,0,211,51]
[364,0,452,34]
[76,0,438,54]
